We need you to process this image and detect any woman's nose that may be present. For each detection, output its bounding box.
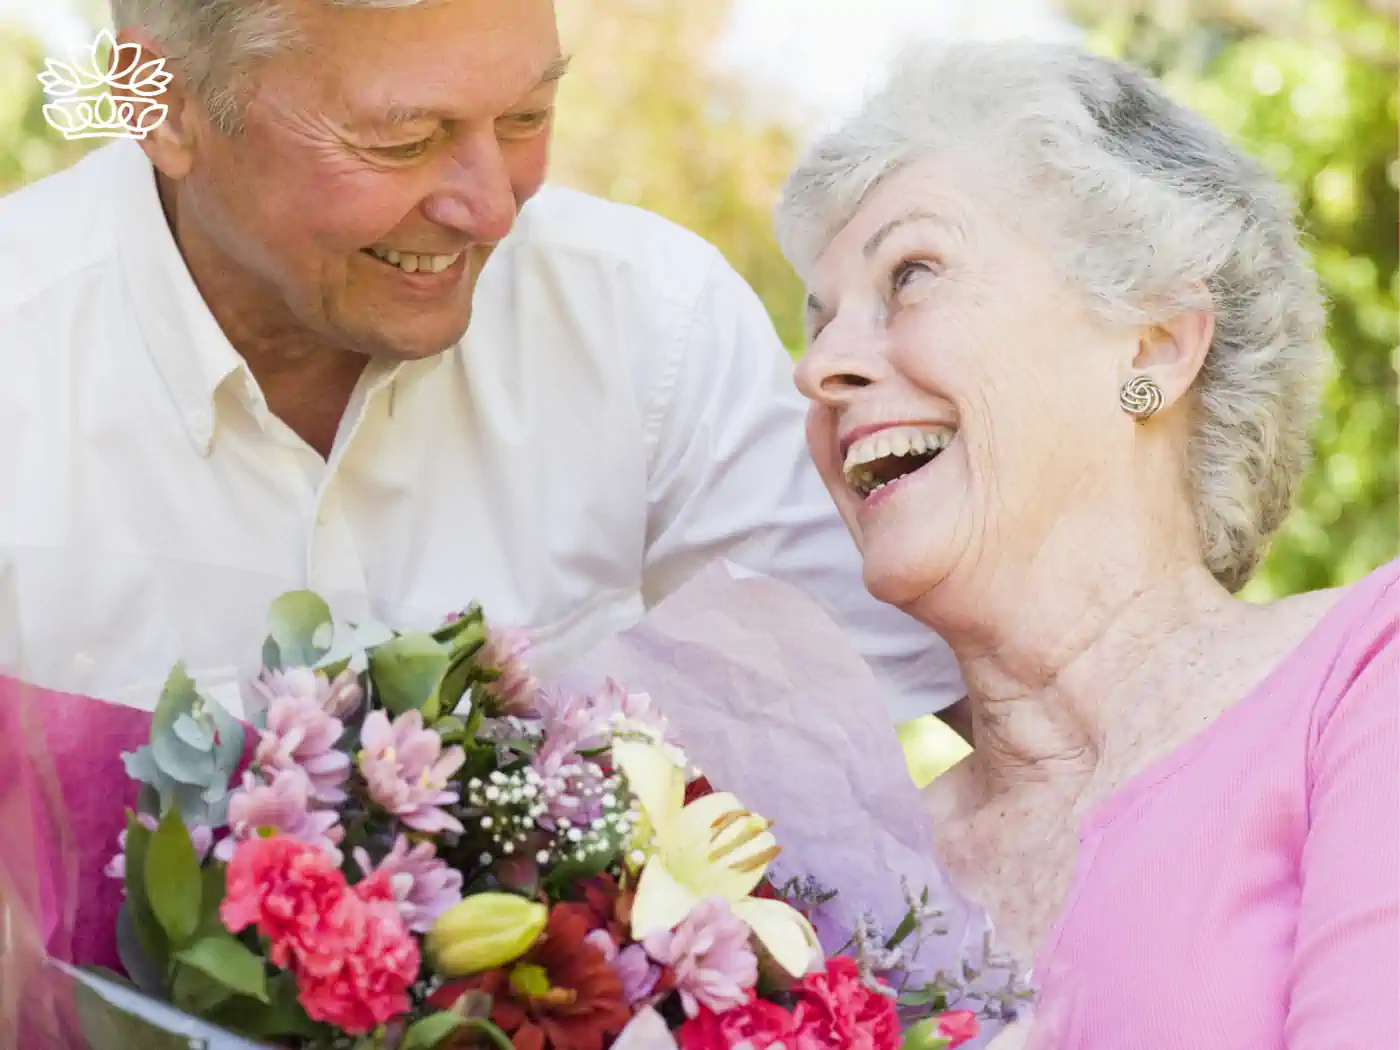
[794,325,888,407]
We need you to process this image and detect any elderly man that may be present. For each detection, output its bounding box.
[0,0,964,728]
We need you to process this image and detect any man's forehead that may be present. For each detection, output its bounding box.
[283,0,562,120]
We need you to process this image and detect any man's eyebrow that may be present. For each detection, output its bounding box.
[536,53,572,88]
[863,209,958,258]
[382,54,572,126]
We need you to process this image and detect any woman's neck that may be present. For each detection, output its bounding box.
[927,539,1248,802]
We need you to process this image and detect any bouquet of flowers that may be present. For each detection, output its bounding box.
[0,562,1031,1050]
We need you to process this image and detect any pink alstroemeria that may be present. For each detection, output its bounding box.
[251,665,364,721]
[215,768,344,865]
[254,692,350,805]
[353,835,464,933]
[357,710,466,834]
[479,626,541,717]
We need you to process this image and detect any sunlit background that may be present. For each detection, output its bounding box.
[2,0,1395,781]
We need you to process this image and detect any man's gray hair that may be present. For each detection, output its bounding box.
[775,39,1327,593]
[108,0,428,133]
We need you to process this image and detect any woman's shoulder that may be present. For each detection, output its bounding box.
[1276,557,1400,755]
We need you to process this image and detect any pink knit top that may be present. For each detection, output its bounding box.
[1028,557,1400,1049]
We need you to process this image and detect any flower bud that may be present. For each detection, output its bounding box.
[427,892,548,976]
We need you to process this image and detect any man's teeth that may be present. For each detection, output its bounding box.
[842,425,955,495]
[368,247,461,274]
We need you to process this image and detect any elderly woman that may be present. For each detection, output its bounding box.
[778,40,1398,1050]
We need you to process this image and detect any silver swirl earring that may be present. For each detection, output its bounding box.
[1119,375,1164,422]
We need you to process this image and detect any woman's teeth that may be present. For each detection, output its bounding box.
[842,425,955,497]
[367,246,461,274]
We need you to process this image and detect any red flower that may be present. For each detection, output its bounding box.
[574,874,633,945]
[219,836,419,1035]
[790,957,900,1050]
[683,776,716,805]
[934,1010,980,1049]
[436,903,629,1050]
[677,994,796,1050]
[220,835,359,972]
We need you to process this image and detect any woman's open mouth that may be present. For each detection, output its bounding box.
[842,424,955,501]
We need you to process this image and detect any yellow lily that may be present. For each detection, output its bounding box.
[613,739,823,977]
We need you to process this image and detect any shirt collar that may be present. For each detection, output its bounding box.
[111,141,246,456]
[109,143,439,453]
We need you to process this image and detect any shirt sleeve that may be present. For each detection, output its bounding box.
[637,251,964,722]
[1286,604,1400,1049]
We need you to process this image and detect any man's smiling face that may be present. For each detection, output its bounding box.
[176,0,562,361]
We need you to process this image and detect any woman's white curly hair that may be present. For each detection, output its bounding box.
[775,39,1328,593]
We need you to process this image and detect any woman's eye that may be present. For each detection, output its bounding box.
[891,259,936,295]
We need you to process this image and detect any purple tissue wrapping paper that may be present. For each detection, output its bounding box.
[552,559,1006,990]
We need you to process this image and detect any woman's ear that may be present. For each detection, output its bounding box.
[1127,283,1216,411]
[115,28,199,180]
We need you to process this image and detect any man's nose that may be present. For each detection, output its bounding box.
[422,132,519,244]
[793,321,889,407]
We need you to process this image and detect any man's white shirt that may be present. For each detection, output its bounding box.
[0,141,962,721]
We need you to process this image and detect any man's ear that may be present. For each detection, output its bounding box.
[1126,283,1215,411]
[115,28,199,180]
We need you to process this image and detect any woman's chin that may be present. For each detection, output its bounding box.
[861,549,950,611]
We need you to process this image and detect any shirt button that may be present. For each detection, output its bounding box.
[188,408,212,436]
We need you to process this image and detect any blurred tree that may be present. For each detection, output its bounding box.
[550,0,807,349]
[1063,0,1398,599]
[0,21,97,195]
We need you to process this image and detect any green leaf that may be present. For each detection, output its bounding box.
[217,972,326,1039]
[431,604,485,645]
[369,631,451,720]
[170,961,235,1015]
[174,933,270,1004]
[196,862,227,937]
[402,1013,466,1050]
[403,1015,515,1050]
[144,810,202,948]
[115,903,166,997]
[264,590,334,669]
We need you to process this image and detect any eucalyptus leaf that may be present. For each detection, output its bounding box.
[121,746,162,786]
[172,712,214,750]
[144,810,202,948]
[151,734,216,786]
[264,590,334,669]
[369,631,450,719]
[174,934,270,1004]
[206,694,246,782]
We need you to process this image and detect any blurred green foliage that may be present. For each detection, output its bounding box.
[1069,0,1398,598]
[1,0,1393,600]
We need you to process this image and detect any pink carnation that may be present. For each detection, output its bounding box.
[220,837,418,1035]
[790,956,900,1050]
[296,873,420,1033]
[643,898,758,1017]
